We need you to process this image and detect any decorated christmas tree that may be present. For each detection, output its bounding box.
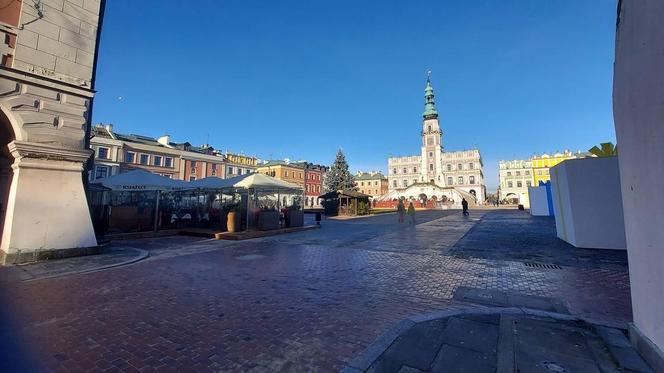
[325,149,357,192]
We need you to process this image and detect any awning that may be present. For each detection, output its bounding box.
[190,173,302,192]
[92,170,187,191]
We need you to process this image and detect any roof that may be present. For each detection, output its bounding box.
[190,173,302,191]
[259,160,304,168]
[355,172,386,180]
[319,190,371,199]
[91,170,187,191]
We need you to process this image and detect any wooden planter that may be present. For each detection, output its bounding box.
[226,211,240,233]
[285,210,304,228]
[258,210,280,231]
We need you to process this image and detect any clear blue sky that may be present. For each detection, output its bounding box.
[92,0,618,191]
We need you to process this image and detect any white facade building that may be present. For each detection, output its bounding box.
[498,159,534,207]
[386,77,486,204]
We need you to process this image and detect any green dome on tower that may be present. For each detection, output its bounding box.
[423,75,438,119]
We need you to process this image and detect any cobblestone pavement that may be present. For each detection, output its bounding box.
[0,209,631,372]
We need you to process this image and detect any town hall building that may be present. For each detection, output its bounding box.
[381,76,486,205]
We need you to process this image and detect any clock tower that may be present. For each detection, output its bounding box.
[420,75,444,186]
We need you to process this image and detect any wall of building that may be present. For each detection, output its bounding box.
[11,0,102,87]
[613,0,664,364]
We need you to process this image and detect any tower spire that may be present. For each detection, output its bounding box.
[423,71,438,119]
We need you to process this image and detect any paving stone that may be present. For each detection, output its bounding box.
[370,318,448,372]
[441,316,499,354]
[0,210,633,371]
[606,345,654,372]
[430,344,496,373]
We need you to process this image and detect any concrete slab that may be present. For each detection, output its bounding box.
[430,344,496,373]
[441,316,499,354]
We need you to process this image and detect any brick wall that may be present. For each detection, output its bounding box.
[9,0,102,87]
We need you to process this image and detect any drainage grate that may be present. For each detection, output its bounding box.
[524,262,562,270]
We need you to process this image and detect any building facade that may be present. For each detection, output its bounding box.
[497,160,534,207]
[256,160,327,208]
[1,0,105,264]
[386,77,486,204]
[224,152,257,178]
[531,151,581,185]
[89,125,258,182]
[355,171,388,197]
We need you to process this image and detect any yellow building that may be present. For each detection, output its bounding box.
[531,150,582,185]
[256,160,305,187]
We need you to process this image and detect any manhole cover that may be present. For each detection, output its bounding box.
[235,254,266,261]
[540,361,567,372]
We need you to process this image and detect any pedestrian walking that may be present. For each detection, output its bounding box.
[462,198,469,216]
[397,199,405,223]
[407,202,416,224]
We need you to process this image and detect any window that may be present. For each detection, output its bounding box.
[447,164,452,171]
[393,168,397,174]
[285,170,289,177]
[507,171,512,176]
[228,166,234,175]
[526,180,532,187]
[360,182,364,186]
[413,167,417,173]
[299,172,303,179]
[97,147,109,159]
[191,161,197,168]
[402,180,407,187]
[211,166,217,176]
[164,157,172,168]
[457,163,462,170]
[429,151,433,158]
[508,181,513,188]
[139,154,149,165]
[447,177,453,185]
[516,171,521,176]
[153,156,162,166]
[95,166,108,179]
[125,152,135,163]
[189,176,196,181]
[393,180,397,187]
[469,163,474,170]
[517,181,523,188]
[469,176,475,184]
[429,163,433,171]
[402,168,407,174]
[374,181,378,186]
[525,170,530,175]
[458,176,464,184]
[428,125,431,132]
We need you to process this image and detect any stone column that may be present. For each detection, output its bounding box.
[0,141,97,264]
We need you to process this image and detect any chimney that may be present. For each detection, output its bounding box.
[157,135,171,147]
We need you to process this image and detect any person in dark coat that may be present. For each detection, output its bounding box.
[462,198,469,216]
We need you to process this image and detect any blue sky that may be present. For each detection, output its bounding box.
[92,0,618,191]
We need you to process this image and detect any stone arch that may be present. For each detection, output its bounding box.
[0,104,24,141]
[0,107,16,247]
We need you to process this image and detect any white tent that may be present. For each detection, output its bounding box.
[93,169,187,191]
[191,173,301,192]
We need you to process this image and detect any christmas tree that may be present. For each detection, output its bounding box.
[325,149,357,192]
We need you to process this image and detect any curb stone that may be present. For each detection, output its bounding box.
[22,247,149,283]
